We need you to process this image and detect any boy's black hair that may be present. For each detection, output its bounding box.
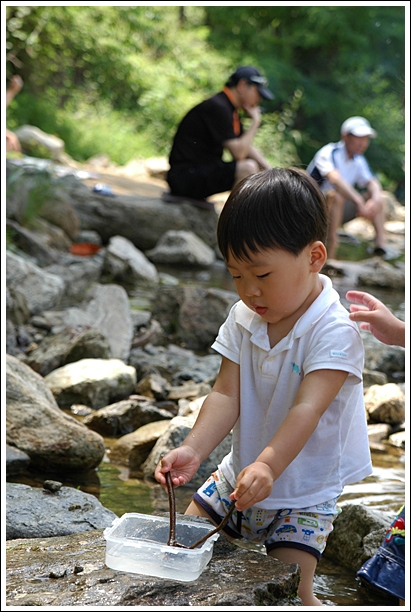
[217,167,329,261]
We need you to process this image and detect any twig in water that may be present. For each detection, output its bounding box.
[165,470,236,550]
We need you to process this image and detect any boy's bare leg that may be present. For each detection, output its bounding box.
[185,499,214,519]
[268,547,322,606]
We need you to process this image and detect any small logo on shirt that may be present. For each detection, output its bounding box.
[330,350,348,358]
[291,362,301,374]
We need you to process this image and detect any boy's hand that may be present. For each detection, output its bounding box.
[154,446,201,489]
[230,461,274,511]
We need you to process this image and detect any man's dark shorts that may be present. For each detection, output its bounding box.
[167,160,236,199]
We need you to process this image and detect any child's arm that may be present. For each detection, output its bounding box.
[346,290,405,347]
[230,368,348,511]
[155,356,240,488]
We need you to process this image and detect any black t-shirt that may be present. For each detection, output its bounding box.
[169,90,243,170]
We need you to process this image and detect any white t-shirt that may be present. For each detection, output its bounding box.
[306,140,374,194]
[212,274,372,509]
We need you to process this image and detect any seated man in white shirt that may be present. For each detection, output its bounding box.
[307,116,386,260]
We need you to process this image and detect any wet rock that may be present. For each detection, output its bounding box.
[323,504,392,571]
[5,526,302,606]
[6,483,117,539]
[6,444,31,475]
[152,285,237,350]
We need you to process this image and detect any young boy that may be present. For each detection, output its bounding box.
[155,168,372,606]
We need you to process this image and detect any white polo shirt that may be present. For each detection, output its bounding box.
[306,140,374,194]
[212,274,372,509]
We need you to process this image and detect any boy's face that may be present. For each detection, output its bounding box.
[226,244,323,325]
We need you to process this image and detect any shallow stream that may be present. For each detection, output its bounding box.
[8,254,406,606]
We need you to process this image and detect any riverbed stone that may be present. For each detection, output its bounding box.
[6,251,65,316]
[6,483,117,540]
[142,415,232,486]
[83,395,173,437]
[22,326,112,376]
[44,358,137,409]
[323,504,392,571]
[6,355,105,472]
[364,383,405,425]
[146,229,216,267]
[109,419,172,475]
[5,523,302,606]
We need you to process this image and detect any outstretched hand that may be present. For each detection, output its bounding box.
[346,290,405,347]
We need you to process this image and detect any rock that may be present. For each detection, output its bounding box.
[6,355,105,472]
[152,285,237,350]
[65,177,219,251]
[22,326,112,376]
[14,125,66,160]
[109,420,172,476]
[323,504,392,571]
[6,444,31,475]
[364,383,405,425]
[5,526,302,606]
[39,284,134,361]
[44,358,137,410]
[6,251,65,316]
[83,396,173,437]
[135,372,171,400]
[6,483,117,540]
[142,415,232,486]
[146,230,216,267]
[102,235,159,290]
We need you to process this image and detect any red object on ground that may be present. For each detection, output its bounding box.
[70,243,101,256]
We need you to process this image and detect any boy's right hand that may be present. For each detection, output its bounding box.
[154,446,201,489]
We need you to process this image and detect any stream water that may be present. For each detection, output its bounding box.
[8,254,406,607]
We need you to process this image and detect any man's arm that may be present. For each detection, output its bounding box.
[326,169,365,211]
[222,104,269,168]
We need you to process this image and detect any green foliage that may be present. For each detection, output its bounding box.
[5,5,405,184]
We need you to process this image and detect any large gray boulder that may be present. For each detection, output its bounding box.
[5,525,302,606]
[6,355,105,471]
[65,177,219,251]
[6,483,118,540]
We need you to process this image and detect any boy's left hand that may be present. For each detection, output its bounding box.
[230,461,274,511]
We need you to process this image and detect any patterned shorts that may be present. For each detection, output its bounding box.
[193,467,341,561]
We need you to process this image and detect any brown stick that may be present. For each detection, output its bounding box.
[165,469,236,550]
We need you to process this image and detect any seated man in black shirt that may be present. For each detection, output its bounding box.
[163,66,274,210]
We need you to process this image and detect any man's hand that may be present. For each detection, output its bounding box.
[242,104,262,126]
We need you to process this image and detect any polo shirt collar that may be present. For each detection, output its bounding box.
[233,274,340,351]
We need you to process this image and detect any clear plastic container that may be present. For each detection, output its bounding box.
[103,512,219,582]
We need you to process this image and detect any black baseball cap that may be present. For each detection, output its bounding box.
[227,66,274,100]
